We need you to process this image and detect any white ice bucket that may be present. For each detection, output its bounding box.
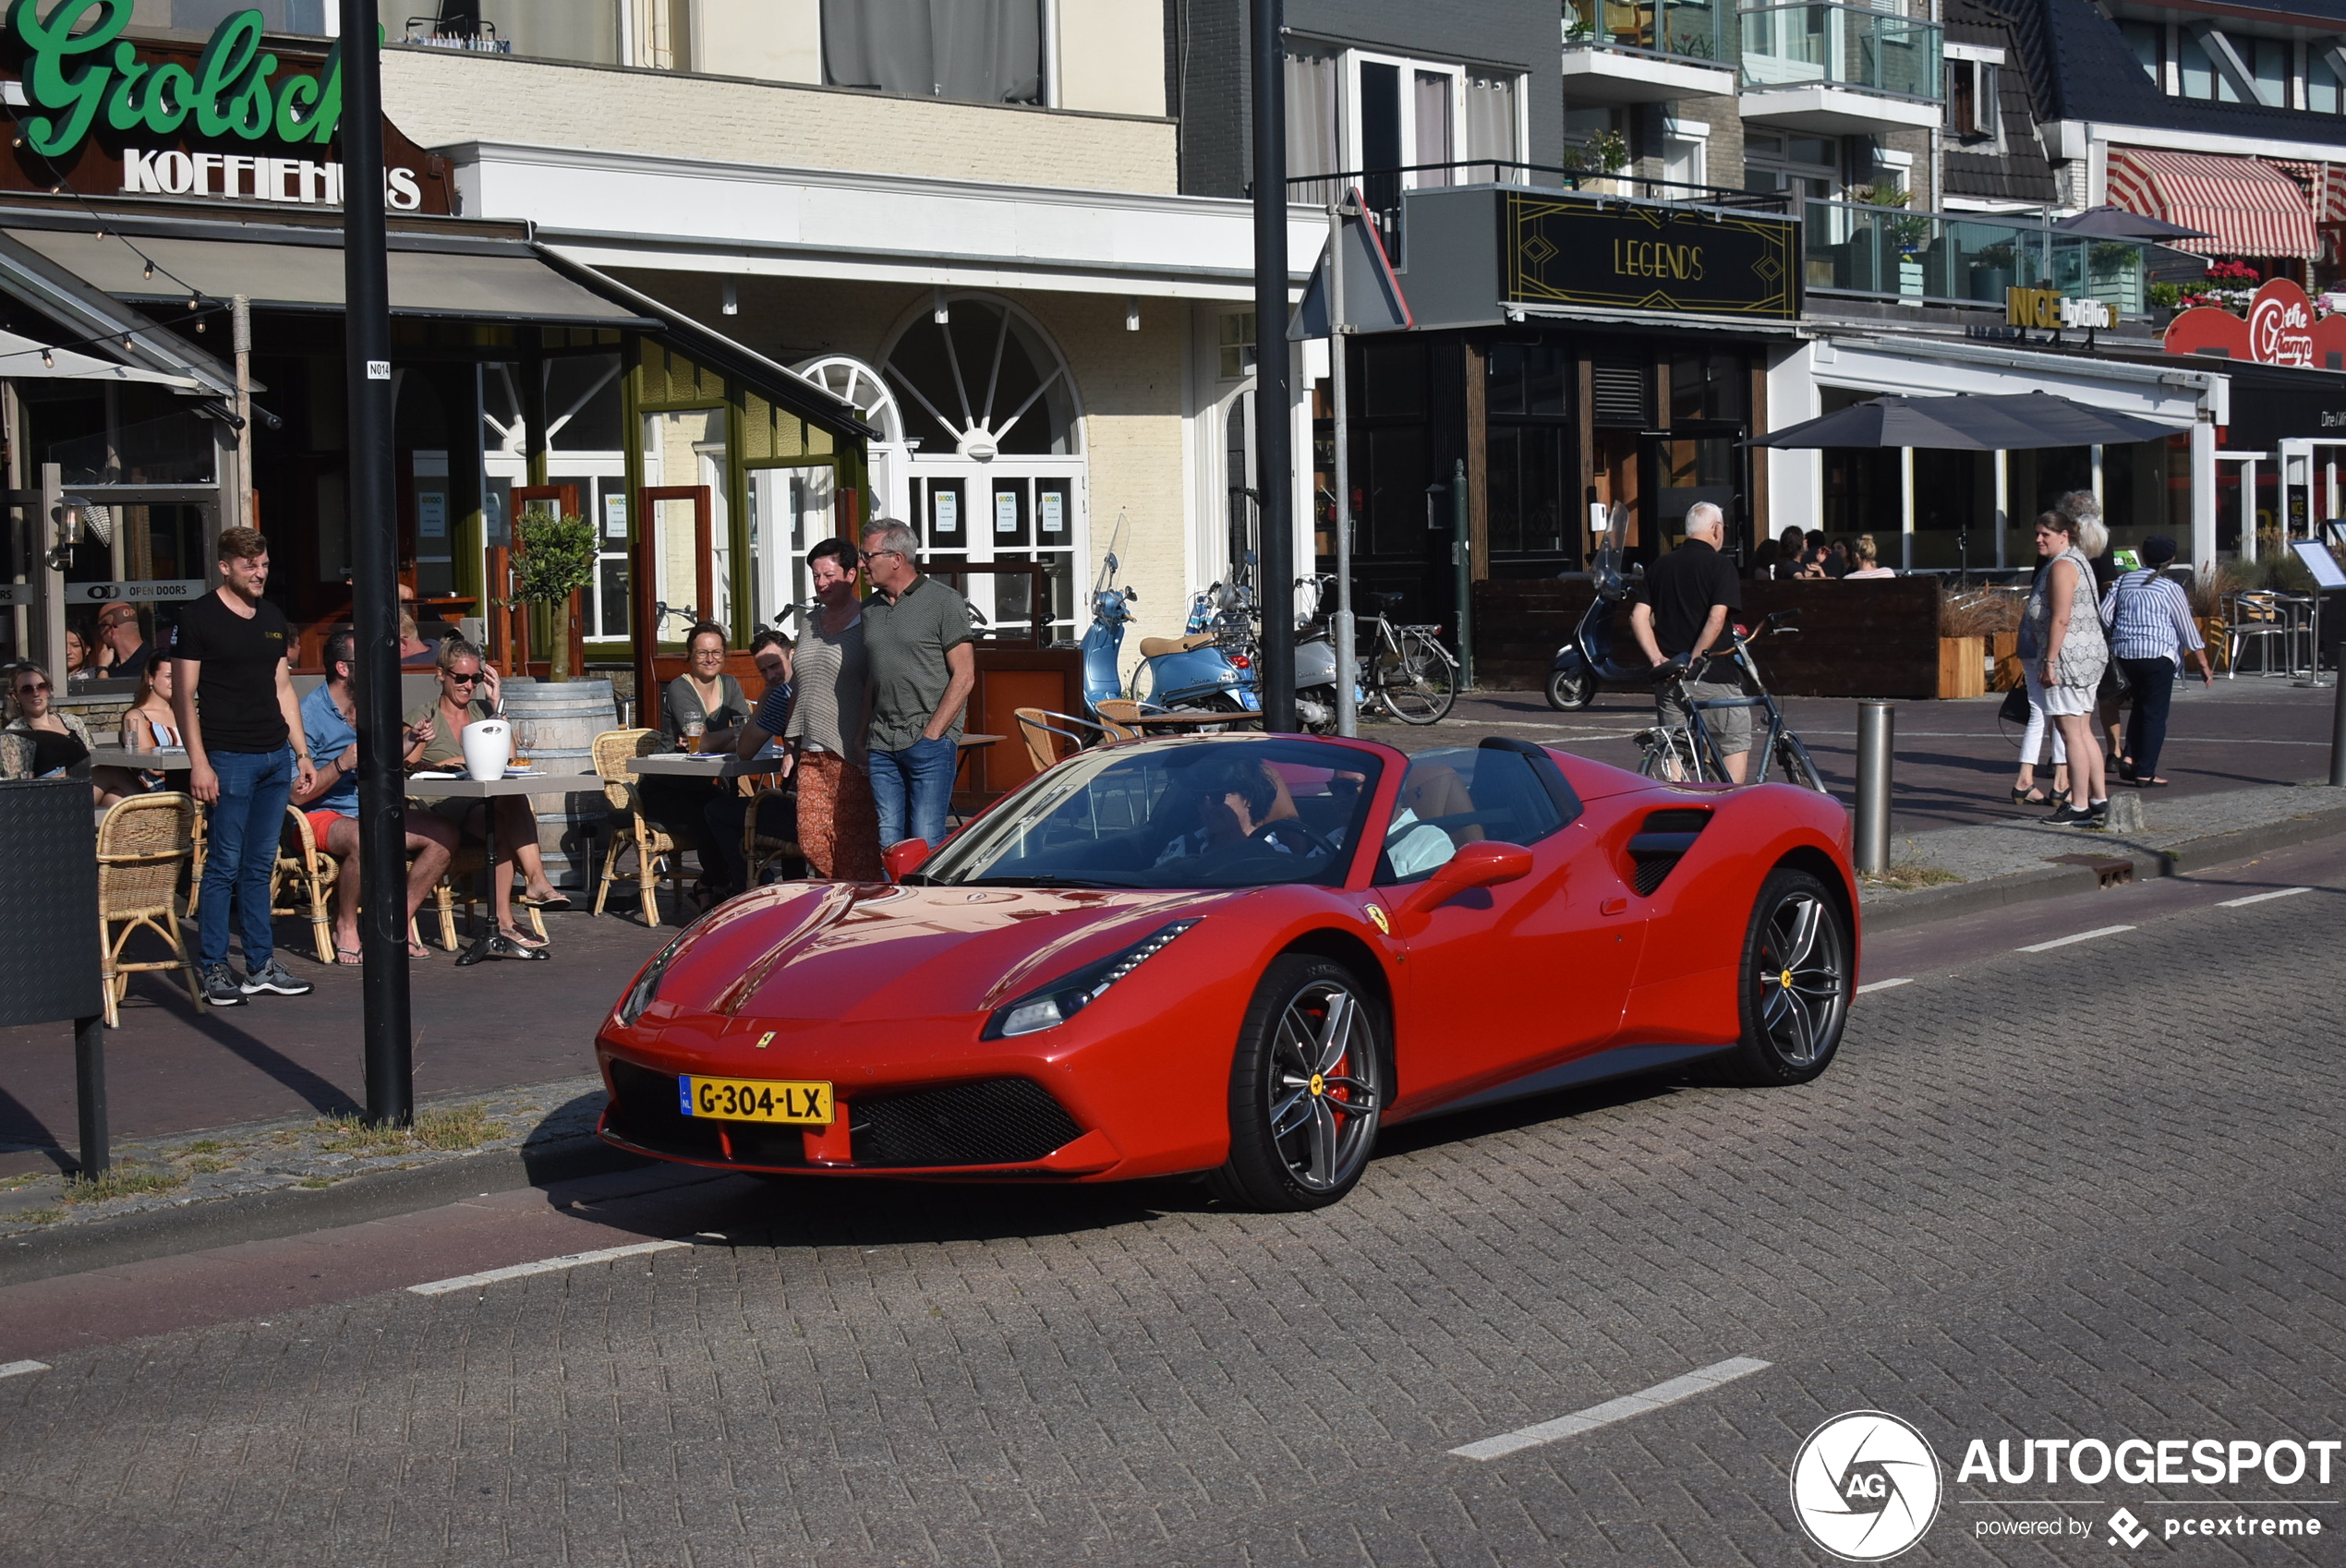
[461,718,512,782]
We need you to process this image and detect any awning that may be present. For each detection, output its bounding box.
[2270,160,2346,226]
[0,229,237,399]
[0,328,197,386]
[5,227,653,328]
[533,247,877,442]
[2104,148,2317,260]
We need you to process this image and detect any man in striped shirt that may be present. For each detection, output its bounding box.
[2100,536,2211,786]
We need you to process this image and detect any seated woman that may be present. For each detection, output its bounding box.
[94,651,185,798]
[645,622,756,907]
[1,660,123,806]
[61,623,102,688]
[401,638,569,957]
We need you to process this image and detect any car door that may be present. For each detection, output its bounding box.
[1377,740,1647,1110]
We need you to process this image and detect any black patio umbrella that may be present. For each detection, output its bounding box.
[1748,392,2180,451]
[2051,205,2213,242]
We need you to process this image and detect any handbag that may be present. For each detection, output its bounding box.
[1998,685,2030,726]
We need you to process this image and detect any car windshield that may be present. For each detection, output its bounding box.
[920,738,1385,890]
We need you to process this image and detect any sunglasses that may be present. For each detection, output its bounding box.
[857,549,901,563]
[446,670,483,685]
[16,681,50,694]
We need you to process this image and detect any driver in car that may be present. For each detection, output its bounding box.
[1154,757,1322,867]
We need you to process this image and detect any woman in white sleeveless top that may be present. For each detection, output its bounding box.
[2023,509,2110,826]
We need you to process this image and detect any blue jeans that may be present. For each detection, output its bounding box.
[868,736,957,849]
[198,744,294,970]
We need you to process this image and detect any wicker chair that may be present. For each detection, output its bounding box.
[96,792,204,1027]
[272,806,338,965]
[742,781,803,887]
[592,728,697,926]
[1092,698,1152,742]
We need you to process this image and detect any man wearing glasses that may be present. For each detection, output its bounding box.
[857,519,974,851]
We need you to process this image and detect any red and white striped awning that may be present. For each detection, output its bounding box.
[2105,147,2317,259]
[2271,159,2346,225]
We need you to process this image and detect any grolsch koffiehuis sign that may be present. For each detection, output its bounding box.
[0,0,449,212]
[1503,191,1799,320]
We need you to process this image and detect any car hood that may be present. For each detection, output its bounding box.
[652,882,1241,1024]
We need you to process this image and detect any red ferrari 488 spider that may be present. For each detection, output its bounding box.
[595,733,1856,1210]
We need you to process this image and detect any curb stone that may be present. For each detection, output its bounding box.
[1861,799,2346,934]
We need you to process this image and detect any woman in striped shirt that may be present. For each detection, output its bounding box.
[2098,536,2211,787]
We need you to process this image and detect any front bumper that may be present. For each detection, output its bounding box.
[597,1055,1123,1176]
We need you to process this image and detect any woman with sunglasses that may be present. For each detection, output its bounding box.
[402,639,570,956]
[3,660,123,805]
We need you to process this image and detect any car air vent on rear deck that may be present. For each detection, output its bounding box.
[1626,808,1712,897]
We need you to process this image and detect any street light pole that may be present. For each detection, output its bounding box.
[340,0,413,1126]
[1328,195,1355,738]
[1250,0,1296,731]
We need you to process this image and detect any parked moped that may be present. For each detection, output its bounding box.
[1545,525,1657,712]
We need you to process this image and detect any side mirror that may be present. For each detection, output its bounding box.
[1397,841,1533,930]
[883,838,931,883]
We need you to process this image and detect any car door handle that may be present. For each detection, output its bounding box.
[1599,897,1628,916]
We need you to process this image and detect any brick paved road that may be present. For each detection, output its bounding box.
[0,883,2340,1566]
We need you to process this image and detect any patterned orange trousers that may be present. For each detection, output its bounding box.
[796,751,882,882]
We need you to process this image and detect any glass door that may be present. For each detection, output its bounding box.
[748,464,837,634]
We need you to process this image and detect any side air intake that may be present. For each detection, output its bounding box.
[1626,808,1712,897]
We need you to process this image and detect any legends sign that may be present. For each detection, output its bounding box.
[1503,191,1798,320]
[0,0,448,212]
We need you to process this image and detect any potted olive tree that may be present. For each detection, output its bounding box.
[512,502,597,683]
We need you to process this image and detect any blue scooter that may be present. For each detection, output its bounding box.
[1081,545,1260,721]
[1545,522,1655,711]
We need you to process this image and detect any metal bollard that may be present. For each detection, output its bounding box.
[1855,700,1894,874]
[2331,650,2346,787]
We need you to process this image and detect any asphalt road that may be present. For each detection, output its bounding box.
[0,841,2340,1565]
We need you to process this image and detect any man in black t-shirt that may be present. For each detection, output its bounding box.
[174,526,316,1005]
[1630,501,1752,782]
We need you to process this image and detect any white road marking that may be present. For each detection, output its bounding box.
[2016,925,2136,953]
[1449,1357,1772,1462]
[2217,887,2315,909]
[0,1359,49,1379]
[408,1238,689,1297]
[1856,977,1913,995]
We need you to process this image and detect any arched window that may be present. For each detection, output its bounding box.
[883,296,1078,459]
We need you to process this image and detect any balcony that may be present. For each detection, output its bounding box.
[1562,0,1741,103]
[1739,4,1942,134]
[1801,199,2148,317]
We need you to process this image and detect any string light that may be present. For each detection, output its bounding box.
[142,261,152,279]
[41,348,53,368]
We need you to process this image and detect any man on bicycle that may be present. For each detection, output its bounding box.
[1629,501,1750,782]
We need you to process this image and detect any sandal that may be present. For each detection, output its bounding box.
[2141,776,2171,787]
[485,931,550,961]
[2010,785,2048,805]
[498,925,550,950]
[516,890,574,911]
[333,945,364,966]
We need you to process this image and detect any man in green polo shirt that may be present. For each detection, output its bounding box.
[859,519,974,849]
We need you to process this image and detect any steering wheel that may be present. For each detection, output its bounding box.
[1261,816,1336,861]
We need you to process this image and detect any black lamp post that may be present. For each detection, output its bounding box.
[1251,0,1296,730]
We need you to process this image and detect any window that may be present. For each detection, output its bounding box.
[1669,350,1748,425]
[2178,29,2215,99]
[1287,47,1342,204]
[1663,120,1708,189]
[1375,747,1569,885]
[2315,49,2345,115]
[1486,342,1573,562]
[1414,69,1457,186]
[1949,58,1999,140]
[1463,73,1518,172]
[2122,19,2162,87]
[820,0,1043,103]
[1217,314,1256,380]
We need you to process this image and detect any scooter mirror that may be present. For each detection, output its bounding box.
[1105,552,1119,575]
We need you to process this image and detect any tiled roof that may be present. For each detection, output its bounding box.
[1946,0,2061,204]
[1989,0,2346,150]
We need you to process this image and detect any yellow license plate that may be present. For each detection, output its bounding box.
[678,1075,833,1126]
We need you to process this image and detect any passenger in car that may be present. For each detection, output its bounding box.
[1154,757,1317,865]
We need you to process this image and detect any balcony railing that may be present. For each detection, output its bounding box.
[1564,0,1740,69]
[1740,3,1942,101]
[1803,199,2148,314]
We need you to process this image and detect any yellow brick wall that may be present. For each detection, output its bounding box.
[381,51,1179,194]
[612,273,1196,673]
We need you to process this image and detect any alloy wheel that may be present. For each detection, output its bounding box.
[1750,890,1846,1067]
[1264,980,1381,1192]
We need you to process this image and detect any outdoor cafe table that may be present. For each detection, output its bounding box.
[403,771,601,967]
[87,746,195,772]
[1111,712,1265,732]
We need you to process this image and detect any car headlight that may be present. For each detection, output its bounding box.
[982,920,1198,1040]
[615,923,698,1027]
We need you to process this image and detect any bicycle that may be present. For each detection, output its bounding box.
[1634,612,1827,791]
[1356,591,1459,726]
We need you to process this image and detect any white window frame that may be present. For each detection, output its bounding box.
[1330,46,1525,188]
[1663,117,1710,191]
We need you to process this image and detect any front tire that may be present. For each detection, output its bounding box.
[1775,733,1828,793]
[1545,666,1595,711]
[1209,955,1386,1211]
[1711,868,1850,1086]
[1377,631,1458,725]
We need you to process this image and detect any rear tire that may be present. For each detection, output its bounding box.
[1377,632,1457,725]
[1208,955,1386,1212]
[1775,733,1827,793]
[1545,667,1595,711]
[1710,868,1850,1086]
